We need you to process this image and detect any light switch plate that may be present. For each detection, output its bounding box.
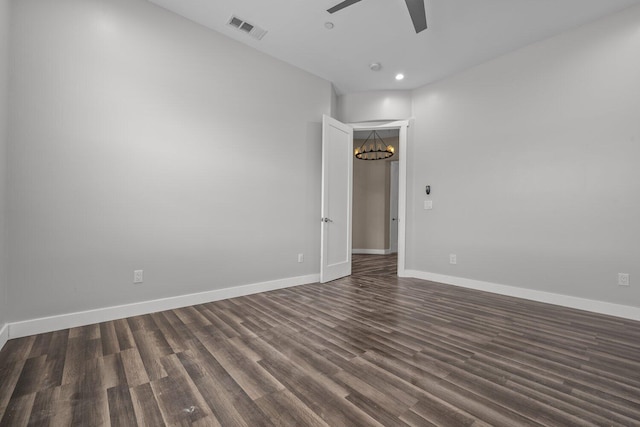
[134,270,143,284]
[618,273,630,286]
[424,200,433,210]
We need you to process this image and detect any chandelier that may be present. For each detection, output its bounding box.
[354,130,395,160]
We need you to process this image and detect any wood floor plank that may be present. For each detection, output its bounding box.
[243,334,350,400]
[126,314,159,333]
[0,336,36,367]
[27,333,53,360]
[0,359,28,417]
[129,383,166,427]
[70,357,110,426]
[149,370,210,426]
[101,353,127,391]
[178,340,270,427]
[48,386,75,426]
[131,329,171,381]
[399,408,440,427]
[107,385,137,427]
[173,306,212,329]
[336,369,416,417]
[406,397,478,427]
[204,336,284,400]
[27,386,59,427]
[100,322,120,356]
[119,348,150,388]
[444,370,596,426]
[11,356,50,398]
[0,392,36,427]
[345,391,413,427]
[149,312,191,354]
[254,389,329,427]
[257,355,380,426]
[61,337,85,386]
[113,319,136,352]
[2,254,640,426]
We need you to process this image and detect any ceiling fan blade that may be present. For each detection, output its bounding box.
[327,0,363,14]
[404,0,427,33]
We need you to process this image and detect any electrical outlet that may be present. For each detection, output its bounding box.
[298,253,304,263]
[618,273,629,287]
[449,254,457,265]
[134,270,144,284]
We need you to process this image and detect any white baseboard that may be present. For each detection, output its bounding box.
[7,273,320,340]
[6,269,637,349]
[405,269,640,322]
[0,323,8,351]
[352,249,392,255]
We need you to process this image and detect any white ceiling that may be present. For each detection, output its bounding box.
[148,0,640,94]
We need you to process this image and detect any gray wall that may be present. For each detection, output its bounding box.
[409,5,640,306]
[337,91,412,123]
[0,0,9,328]
[352,149,390,251]
[7,0,332,321]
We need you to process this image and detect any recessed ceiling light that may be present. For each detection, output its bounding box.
[324,22,334,30]
[369,62,382,72]
[395,73,405,81]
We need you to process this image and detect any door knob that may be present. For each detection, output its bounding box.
[392,218,397,221]
[322,217,333,223]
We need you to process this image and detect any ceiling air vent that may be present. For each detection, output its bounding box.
[227,15,268,40]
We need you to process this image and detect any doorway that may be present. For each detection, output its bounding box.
[352,129,400,276]
[320,117,409,282]
[352,129,400,274]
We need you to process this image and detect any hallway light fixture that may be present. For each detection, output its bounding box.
[354,130,395,161]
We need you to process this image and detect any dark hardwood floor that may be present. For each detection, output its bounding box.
[2,254,640,426]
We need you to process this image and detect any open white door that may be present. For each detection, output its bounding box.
[320,115,353,283]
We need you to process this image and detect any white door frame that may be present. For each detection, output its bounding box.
[389,161,399,254]
[350,120,409,277]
